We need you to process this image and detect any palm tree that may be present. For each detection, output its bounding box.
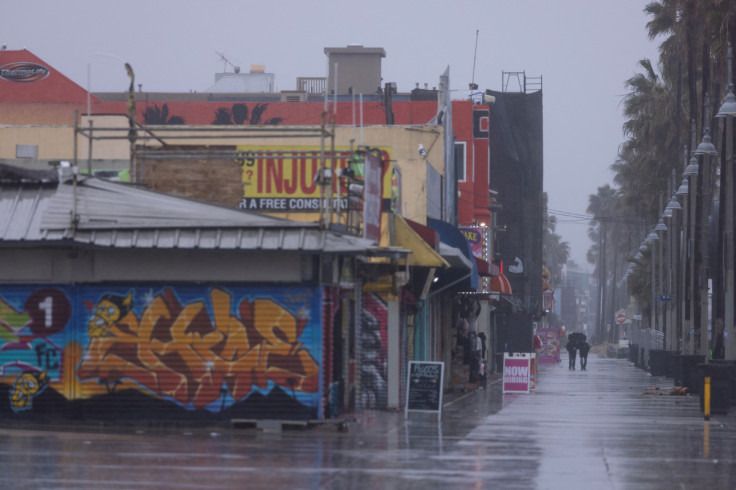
[142,103,185,125]
[587,185,631,342]
[582,1,736,347]
[212,107,233,125]
[612,58,682,220]
[543,213,570,286]
[211,103,284,125]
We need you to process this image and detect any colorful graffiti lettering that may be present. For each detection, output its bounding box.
[9,370,48,412]
[0,298,31,335]
[0,289,68,383]
[360,292,387,408]
[77,287,319,410]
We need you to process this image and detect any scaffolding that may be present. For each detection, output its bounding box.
[72,110,370,236]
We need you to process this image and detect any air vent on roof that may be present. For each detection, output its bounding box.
[280,91,306,102]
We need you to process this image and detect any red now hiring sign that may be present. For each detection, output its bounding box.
[503,354,531,394]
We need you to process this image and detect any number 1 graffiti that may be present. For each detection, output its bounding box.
[0,288,69,412]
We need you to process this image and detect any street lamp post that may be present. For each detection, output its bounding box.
[684,121,699,354]
[675,155,690,352]
[647,230,659,336]
[665,187,682,352]
[694,95,718,358]
[716,43,736,359]
[655,215,667,341]
[95,53,136,184]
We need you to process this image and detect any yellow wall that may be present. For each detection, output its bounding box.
[0,119,444,224]
[0,114,129,161]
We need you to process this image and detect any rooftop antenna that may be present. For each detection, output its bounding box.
[469,30,479,91]
[215,51,239,73]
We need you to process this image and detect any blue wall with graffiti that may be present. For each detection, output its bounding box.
[0,284,323,422]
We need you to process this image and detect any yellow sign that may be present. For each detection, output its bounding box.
[236,146,392,211]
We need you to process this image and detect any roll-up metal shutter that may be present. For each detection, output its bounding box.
[360,292,388,409]
[75,284,323,423]
[0,284,74,421]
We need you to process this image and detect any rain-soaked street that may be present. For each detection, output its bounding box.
[1,352,735,489]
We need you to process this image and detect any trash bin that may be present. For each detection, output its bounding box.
[709,360,736,406]
[617,345,629,359]
[698,363,731,414]
[630,344,639,364]
[649,349,667,376]
[672,353,683,386]
[680,355,705,394]
[664,351,678,378]
[607,345,616,358]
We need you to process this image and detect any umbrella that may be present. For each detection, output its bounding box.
[568,332,587,342]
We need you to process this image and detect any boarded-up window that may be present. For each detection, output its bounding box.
[454,142,466,182]
[16,144,38,159]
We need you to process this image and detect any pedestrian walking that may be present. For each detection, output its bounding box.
[566,338,577,370]
[579,340,590,370]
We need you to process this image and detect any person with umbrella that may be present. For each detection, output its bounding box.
[565,336,577,370]
[579,340,591,370]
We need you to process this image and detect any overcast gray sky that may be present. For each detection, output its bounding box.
[3,0,659,269]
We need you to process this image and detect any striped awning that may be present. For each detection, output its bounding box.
[474,256,499,277]
[490,273,512,295]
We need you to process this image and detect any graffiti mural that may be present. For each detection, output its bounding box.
[0,286,70,413]
[10,370,49,412]
[360,292,387,408]
[77,286,322,414]
[0,284,323,421]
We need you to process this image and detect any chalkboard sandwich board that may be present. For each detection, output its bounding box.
[405,361,444,420]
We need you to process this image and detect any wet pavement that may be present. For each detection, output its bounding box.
[1,353,735,489]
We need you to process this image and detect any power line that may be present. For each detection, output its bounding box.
[547,208,646,226]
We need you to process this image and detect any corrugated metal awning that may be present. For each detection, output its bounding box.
[0,175,385,255]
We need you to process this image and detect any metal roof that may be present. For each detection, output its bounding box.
[0,183,57,242]
[0,174,383,255]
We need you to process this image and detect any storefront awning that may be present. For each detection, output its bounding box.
[427,218,479,291]
[475,256,499,277]
[392,215,449,268]
[439,242,474,270]
[490,273,512,295]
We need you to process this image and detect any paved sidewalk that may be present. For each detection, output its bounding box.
[338,351,736,489]
[1,352,735,489]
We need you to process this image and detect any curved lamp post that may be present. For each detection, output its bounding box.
[693,95,718,357]
[716,43,736,358]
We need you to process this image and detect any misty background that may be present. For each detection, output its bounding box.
[2,0,661,268]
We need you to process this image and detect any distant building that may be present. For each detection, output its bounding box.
[205,64,275,93]
[562,267,595,336]
[324,45,386,95]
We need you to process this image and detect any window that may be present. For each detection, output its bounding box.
[16,144,38,159]
[454,142,466,182]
